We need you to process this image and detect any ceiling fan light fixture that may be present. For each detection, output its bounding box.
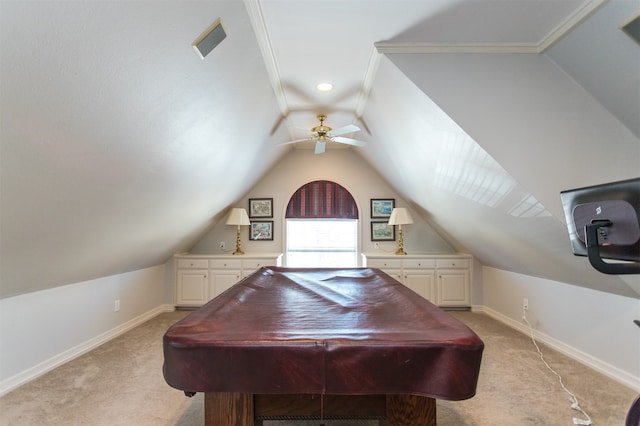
[316,82,333,92]
[277,114,365,154]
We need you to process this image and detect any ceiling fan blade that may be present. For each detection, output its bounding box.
[328,124,360,137]
[332,136,366,147]
[278,138,313,146]
[314,140,326,154]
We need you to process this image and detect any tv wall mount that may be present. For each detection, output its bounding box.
[584,219,640,275]
[561,178,640,275]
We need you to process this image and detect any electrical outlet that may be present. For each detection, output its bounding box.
[523,298,528,311]
[374,242,380,249]
[114,299,120,312]
[219,241,225,249]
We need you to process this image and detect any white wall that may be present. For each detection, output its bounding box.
[483,266,640,391]
[191,148,456,258]
[0,265,172,396]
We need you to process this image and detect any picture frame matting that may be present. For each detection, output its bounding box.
[371,198,395,219]
[249,198,273,218]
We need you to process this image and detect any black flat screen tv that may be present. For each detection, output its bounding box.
[560,177,640,262]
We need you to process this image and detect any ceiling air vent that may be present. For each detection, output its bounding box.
[193,19,227,59]
[621,14,640,46]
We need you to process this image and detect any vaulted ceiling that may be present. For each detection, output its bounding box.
[1,0,638,299]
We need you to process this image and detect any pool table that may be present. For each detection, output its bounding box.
[163,267,484,425]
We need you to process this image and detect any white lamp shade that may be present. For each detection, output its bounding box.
[388,208,413,225]
[226,208,250,226]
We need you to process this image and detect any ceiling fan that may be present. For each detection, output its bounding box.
[279,114,366,154]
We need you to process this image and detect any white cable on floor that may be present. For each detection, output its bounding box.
[522,308,593,426]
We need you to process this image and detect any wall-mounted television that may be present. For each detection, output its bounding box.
[560,178,640,273]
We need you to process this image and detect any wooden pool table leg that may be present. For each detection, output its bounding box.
[204,392,435,426]
[204,392,254,426]
[382,394,436,426]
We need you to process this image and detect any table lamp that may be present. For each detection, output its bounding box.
[388,207,413,255]
[226,208,250,255]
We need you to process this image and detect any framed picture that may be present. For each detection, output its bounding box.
[250,221,274,240]
[371,222,395,241]
[371,198,395,219]
[249,198,273,218]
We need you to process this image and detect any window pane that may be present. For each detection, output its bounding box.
[286,220,357,267]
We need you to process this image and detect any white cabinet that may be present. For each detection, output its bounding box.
[363,254,472,307]
[366,258,403,283]
[176,270,208,305]
[241,258,276,276]
[175,254,282,307]
[208,259,242,300]
[402,258,436,303]
[176,259,209,307]
[436,259,470,307]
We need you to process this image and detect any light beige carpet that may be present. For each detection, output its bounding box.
[0,310,636,425]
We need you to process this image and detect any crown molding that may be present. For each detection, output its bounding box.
[538,0,607,52]
[375,0,608,55]
[355,47,382,117]
[244,0,288,116]
[375,43,540,54]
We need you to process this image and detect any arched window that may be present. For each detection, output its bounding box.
[286,180,358,219]
[285,181,359,267]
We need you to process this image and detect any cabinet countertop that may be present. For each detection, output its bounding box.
[362,253,471,259]
[175,253,283,258]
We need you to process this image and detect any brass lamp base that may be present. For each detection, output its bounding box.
[232,228,244,255]
[395,228,407,255]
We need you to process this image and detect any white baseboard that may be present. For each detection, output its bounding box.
[0,304,175,397]
[3,303,637,396]
[477,305,640,393]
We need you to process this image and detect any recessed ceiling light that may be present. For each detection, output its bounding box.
[316,82,333,92]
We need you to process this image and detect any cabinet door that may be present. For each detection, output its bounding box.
[209,270,241,300]
[437,269,470,307]
[404,270,436,303]
[176,270,208,306]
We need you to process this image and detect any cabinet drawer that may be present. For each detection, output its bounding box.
[436,258,469,269]
[242,258,277,269]
[176,259,209,269]
[403,259,436,269]
[382,270,403,282]
[209,259,242,269]
[367,259,402,269]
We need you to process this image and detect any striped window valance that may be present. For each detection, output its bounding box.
[286,180,359,219]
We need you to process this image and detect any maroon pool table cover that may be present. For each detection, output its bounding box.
[163,267,484,400]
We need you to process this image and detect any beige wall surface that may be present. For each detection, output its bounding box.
[190,148,455,257]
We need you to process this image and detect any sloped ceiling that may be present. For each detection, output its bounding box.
[1,0,638,299]
[0,1,288,297]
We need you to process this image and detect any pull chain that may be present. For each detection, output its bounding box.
[319,393,324,426]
